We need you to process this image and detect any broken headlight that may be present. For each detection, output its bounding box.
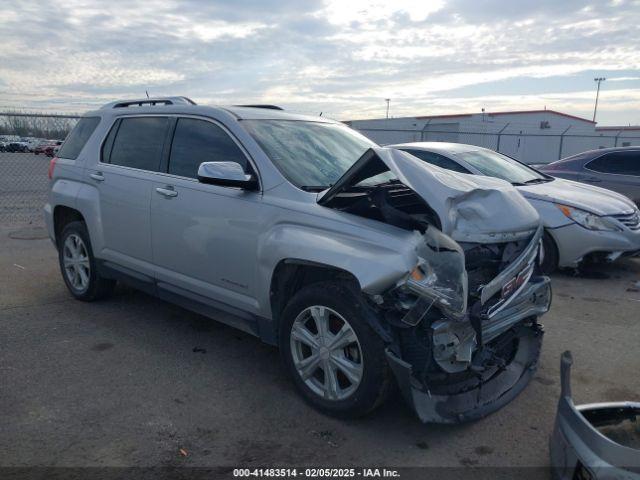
[405,227,468,319]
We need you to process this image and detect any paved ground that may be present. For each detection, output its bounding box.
[1,222,639,474]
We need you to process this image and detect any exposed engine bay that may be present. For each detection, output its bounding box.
[319,147,552,423]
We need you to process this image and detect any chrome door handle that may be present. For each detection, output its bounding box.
[156,186,178,198]
[90,172,104,182]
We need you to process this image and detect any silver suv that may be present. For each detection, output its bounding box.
[45,97,551,423]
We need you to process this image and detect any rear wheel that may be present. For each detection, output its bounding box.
[58,221,115,301]
[280,282,392,418]
[539,230,559,275]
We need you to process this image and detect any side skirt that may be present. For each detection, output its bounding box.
[96,260,277,345]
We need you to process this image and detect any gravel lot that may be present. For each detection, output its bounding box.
[1,152,639,477]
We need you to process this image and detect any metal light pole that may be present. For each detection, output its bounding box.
[385,99,390,119]
[592,77,606,122]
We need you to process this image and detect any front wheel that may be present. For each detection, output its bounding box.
[279,282,392,418]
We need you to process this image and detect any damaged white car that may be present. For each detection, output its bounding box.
[45,98,551,423]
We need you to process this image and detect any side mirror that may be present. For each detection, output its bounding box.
[197,162,259,190]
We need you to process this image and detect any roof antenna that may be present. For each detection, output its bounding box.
[319,112,323,116]
[145,90,149,99]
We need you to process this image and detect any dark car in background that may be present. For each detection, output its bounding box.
[539,147,640,206]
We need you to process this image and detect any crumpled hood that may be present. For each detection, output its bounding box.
[319,147,541,243]
[517,177,637,216]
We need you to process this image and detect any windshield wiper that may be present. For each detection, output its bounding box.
[300,185,330,192]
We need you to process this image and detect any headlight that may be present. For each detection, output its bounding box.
[406,228,468,319]
[555,204,621,232]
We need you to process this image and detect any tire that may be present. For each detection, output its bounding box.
[539,230,559,275]
[58,221,115,301]
[279,281,392,418]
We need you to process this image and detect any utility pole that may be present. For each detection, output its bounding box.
[385,99,390,119]
[592,77,606,122]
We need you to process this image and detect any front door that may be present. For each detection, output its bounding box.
[150,117,264,315]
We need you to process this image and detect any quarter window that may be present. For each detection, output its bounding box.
[108,117,169,171]
[57,117,100,160]
[587,151,640,175]
[168,118,248,179]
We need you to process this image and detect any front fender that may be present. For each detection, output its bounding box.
[526,198,573,229]
[256,222,422,317]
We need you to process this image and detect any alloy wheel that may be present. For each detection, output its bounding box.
[289,305,364,401]
[62,233,90,292]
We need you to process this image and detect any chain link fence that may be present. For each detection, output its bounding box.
[2,110,640,227]
[1,112,80,227]
[351,121,640,165]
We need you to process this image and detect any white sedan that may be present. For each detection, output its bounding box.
[390,142,640,274]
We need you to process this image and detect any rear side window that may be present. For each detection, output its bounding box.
[587,151,640,176]
[57,117,100,159]
[108,117,169,171]
[402,149,470,174]
[168,118,248,178]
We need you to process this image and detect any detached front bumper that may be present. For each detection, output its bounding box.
[550,352,640,479]
[387,276,551,424]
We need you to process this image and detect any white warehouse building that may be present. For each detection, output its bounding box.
[347,109,640,164]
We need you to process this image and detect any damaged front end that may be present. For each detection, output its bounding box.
[384,223,550,424]
[320,147,552,423]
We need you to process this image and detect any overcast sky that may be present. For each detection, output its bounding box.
[1,0,639,125]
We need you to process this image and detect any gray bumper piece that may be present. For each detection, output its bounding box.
[549,351,640,479]
[387,323,544,424]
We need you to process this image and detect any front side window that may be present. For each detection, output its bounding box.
[454,149,549,185]
[587,151,640,175]
[168,118,248,178]
[242,120,376,188]
[108,117,169,171]
[402,149,470,174]
[57,117,100,160]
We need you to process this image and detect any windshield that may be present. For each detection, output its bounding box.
[455,149,549,185]
[242,119,376,189]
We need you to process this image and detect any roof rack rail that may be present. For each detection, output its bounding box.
[234,104,283,110]
[100,96,197,109]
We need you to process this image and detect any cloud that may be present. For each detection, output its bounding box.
[608,76,640,82]
[0,0,638,125]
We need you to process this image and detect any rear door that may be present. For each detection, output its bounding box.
[150,116,264,316]
[87,116,170,278]
[583,150,640,205]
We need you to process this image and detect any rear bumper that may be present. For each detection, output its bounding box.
[43,202,56,245]
[387,277,550,424]
[550,222,640,268]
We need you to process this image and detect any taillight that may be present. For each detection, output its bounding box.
[48,157,57,179]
